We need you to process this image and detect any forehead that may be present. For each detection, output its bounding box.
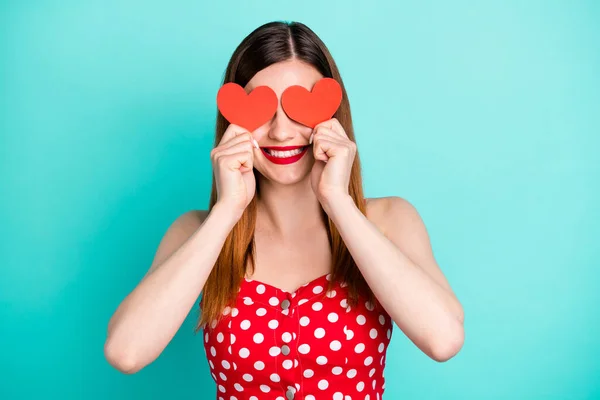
[244,59,324,93]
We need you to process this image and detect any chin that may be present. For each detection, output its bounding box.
[255,161,312,186]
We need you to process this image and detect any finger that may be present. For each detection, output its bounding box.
[214,140,255,159]
[212,134,257,161]
[222,132,257,150]
[312,137,339,162]
[221,151,254,172]
[312,126,346,144]
[314,118,346,140]
[220,123,251,146]
[329,118,348,139]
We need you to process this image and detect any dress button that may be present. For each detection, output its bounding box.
[281,344,290,355]
[281,299,290,310]
[286,388,294,400]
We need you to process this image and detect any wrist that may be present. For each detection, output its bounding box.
[211,201,244,226]
[321,192,354,215]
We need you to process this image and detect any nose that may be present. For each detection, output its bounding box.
[267,104,301,142]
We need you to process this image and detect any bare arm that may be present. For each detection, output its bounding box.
[104,203,239,374]
[323,195,464,362]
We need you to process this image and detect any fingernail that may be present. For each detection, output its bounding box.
[252,139,259,149]
[309,133,314,145]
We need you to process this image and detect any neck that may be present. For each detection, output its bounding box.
[255,175,326,239]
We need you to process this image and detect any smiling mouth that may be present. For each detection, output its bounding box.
[262,146,308,157]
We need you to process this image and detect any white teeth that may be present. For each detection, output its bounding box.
[266,147,304,158]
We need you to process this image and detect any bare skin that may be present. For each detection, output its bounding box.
[104,59,462,374]
[243,59,333,288]
[183,198,386,295]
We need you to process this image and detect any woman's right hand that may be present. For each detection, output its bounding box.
[211,123,259,218]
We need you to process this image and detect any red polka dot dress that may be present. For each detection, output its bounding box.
[202,272,394,400]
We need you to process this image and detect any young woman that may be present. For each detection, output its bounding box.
[104,21,464,399]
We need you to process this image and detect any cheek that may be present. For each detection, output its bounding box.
[251,129,269,142]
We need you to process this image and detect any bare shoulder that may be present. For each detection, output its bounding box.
[365,196,419,236]
[171,209,209,233]
[365,196,397,235]
[367,196,458,297]
[145,209,209,276]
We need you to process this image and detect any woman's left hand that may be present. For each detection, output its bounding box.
[310,117,357,206]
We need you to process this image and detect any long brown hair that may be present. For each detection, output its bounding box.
[196,21,383,332]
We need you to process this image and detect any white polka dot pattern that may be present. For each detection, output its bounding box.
[202,273,393,399]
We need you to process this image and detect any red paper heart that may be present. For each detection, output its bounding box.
[281,77,342,128]
[217,83,278,132]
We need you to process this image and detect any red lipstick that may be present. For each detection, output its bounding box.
[261,145,309,165]
[262,145,305,151]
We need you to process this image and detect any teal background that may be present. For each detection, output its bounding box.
[1,0,599,399]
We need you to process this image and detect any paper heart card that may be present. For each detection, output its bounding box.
[216,77,342,132]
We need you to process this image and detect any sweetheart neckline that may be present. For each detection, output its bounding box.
[244,272,331,294]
